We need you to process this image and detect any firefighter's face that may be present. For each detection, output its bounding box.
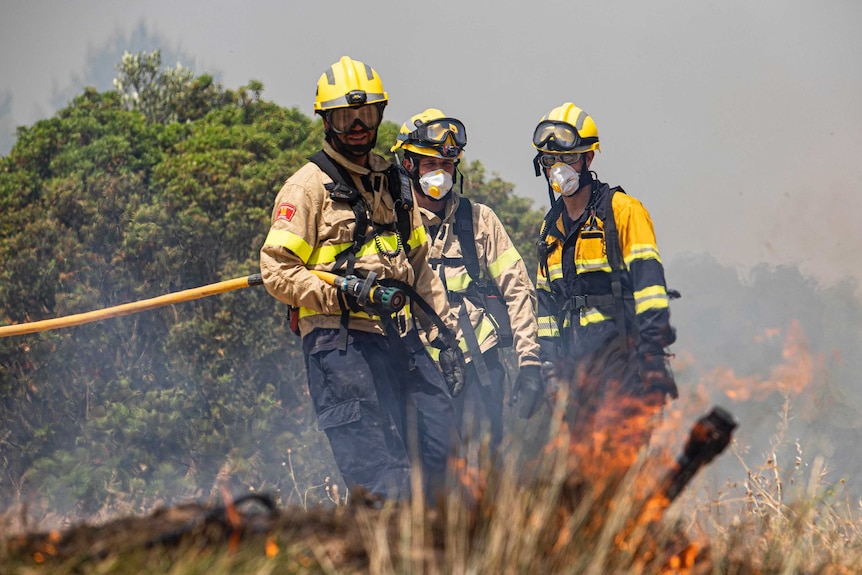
[415,157,456,176]
[541,151,592,176]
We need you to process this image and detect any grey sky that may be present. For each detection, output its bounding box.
[2,0,861,289]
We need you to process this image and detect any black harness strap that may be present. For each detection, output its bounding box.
[384,164,415,252]
[455,293,492,386]
[376,278,458,349]
[536,197,564,282]
[308,151,370,350]
[455,199,481,280]
[307,152,452,352]
[449,199,492,384]
[602,186,630,353]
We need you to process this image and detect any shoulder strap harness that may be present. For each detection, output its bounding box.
[307,151,456,351]
[538,185,631,351]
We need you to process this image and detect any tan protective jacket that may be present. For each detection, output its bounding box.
[419,193,541,369]
[260,143,453,341]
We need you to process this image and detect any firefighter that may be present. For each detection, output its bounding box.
[391,108,542,454]
[526,102,677,448]
[259,57,466,501]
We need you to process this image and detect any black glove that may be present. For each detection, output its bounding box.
[513,364,544,419]
[433,337,467,397]
[639,352,678,399]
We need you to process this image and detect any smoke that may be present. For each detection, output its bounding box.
[665,254,862,497]
[0,91,12,155]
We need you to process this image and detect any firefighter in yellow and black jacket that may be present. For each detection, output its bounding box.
[259,57,465,501]
[523,102,677,446]
[391,109,542,454]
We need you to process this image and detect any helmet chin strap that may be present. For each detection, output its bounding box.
[403,154,423,192]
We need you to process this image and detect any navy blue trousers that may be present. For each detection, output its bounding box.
[305,329,456,500]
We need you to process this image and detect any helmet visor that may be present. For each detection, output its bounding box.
[328,104,382,134]
[532,120,582,152]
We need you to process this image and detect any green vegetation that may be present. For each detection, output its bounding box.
[0,51,544,520]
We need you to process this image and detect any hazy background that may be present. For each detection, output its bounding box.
[3,0,861,288]
[2,1,862,502]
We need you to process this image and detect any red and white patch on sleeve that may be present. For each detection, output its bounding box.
[275,202,296,222]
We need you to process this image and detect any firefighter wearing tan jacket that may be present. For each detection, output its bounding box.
[260,58,466,501]
[392,108,542,453]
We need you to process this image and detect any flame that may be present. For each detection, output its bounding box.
[701,320,822,402]
[265,535,279,558]
[219,485,242,554]
[450,456,486,503]
[533,350,738,574]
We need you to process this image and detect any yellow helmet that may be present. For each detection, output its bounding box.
[391,108,466,159]
[313,56,388,113]
[532,102,601,154]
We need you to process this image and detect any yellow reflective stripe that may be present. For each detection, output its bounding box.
[307,241,353,265]
[537,315,559,338]
[264,229,313,263]
[475,315,496,345]
[634,285,670,314]
[306,233,402,266]
[447,271,472,292]
[427,346,441,361]
[487,246,522,279]
[536,275,551,291]
[575,257,612,273]
[298,302,413,321]
[580,308,611,327]
[625,243,662,265]
[407,225,427,251]
[547,262,563,282]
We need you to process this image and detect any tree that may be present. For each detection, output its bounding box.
[0,52,546,520]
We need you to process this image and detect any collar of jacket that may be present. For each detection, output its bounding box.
[417,190,462,227]
[322,141,391,176]
[544,180,610,242]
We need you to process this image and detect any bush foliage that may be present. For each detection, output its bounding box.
[0,51,545,519]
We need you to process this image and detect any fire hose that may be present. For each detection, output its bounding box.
[0,270,405,338]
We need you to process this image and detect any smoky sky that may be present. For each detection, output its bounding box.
[2,0,862,508]
[3,0,861,290]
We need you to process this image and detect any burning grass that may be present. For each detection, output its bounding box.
[4,397,862,575]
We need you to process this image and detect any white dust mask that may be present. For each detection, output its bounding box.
[548,162,580,197]
[419,169,453,199]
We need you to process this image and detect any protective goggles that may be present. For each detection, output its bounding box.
[408,118,467,148]
[532,120,592,152]
[327,104,382,134]
[538,152,582,168]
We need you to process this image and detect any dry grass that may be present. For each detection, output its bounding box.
[3,399,862,574]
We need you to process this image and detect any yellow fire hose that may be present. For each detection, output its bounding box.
[0,270,405,339]
[0,274,265,338]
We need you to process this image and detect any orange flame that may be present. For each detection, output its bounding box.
[450,456,486,503]
[265,535,279,558]
[219,485,242,553]
[701,320,821,402]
